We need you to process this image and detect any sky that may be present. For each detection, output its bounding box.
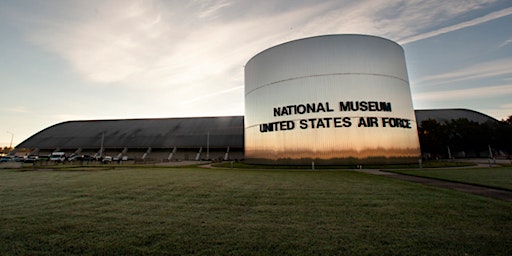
[0,0,511,148]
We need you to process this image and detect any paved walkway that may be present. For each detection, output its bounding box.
[355,169,512,202]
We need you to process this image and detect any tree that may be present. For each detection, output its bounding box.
[504,115,512,125]
[493,117,512,154]
[417,115,512,159]
[418,119,448,158]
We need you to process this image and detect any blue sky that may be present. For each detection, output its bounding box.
[0,0,511,147]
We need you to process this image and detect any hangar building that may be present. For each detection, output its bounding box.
[17,116,244,162]
[15,109,496,163]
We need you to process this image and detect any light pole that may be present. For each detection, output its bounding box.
[6,131,14,149]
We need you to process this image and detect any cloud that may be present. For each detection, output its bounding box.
[5,0,508,93]
[501,103,512,109]
[2,107,31,113]
[399,6,512,44]
[415,59,512,85]
[183,86,243,104]
[193,0,233,19]
[499,37,512,48]
[416,59,512,85]
[25,0,176,85]
[413,84,512,101]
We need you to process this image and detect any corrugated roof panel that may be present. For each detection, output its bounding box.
[18,116,244,150]
[415,109,497,124]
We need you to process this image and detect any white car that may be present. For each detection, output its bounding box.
[102,156,112,163]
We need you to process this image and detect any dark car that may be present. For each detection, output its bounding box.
[0,156,12,162]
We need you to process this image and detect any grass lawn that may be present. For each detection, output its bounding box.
[390,167,512,190]
[0,167,511,255]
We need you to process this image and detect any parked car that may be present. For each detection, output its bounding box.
[12,156,24,162]
[113,156,129,162]
[0,156,12,162]
[102,156,112,163]
[38,155,50,161]
[24,155,38,163]
[49,152,66,162]
[0,156,23,162]
[68,154,94,161]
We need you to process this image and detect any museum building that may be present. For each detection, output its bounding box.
[15,35,498,165]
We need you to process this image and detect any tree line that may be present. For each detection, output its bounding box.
[1,147,13,155]
[418,115,512,159]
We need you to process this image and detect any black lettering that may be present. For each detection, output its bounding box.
[382,117,412,129]
[334,117,343,128]
[266,123,275,132]
[369,117,379,127]
[273,107,281,117]
[323,118,332,128]
[288,105,296,115]
[359,101,368,111]
[260,123,267,132]
[339,101,392,112]
[381,102,392,112]
[297,105,306,114]
[339,102,351,111]
[306,103,315,113]
[288,120,295,130]
[260,120,297,133]
[308,118,317,128]
[317,118,326,128]
[282,107,289,116]
[343,117,352,127]
[368,102,376,111]
[358,117,367,127]
[382,117,390,127]
[326,102,334,112]
[317,103,326,112]
[279,121,286,130]
[299,119,308,129]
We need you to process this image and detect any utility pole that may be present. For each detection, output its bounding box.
[6,131,14,149]
[206,131,210,160]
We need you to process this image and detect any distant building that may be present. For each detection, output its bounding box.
[415,108,497,124]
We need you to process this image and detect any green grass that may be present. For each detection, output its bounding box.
[389,166,512,190]
[1,167,511,255]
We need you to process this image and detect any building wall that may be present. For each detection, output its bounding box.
[244,34,421,165]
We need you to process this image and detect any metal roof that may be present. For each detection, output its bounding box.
[17,116,244,150]
[415,109,497,124]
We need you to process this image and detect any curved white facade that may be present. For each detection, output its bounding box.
[244,34,421,165]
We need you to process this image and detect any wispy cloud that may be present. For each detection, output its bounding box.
[3,0,510,116]
[9,0,505,89]
[499,37,512,48]
[183,86,243,104]
[399,6,512,44]
[414,84,512,101]
[501,103,512,109]
[415,58,512,85]
[2,107,31,113]
[194,0,233,19]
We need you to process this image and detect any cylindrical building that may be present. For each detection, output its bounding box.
[244,34,421,165]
